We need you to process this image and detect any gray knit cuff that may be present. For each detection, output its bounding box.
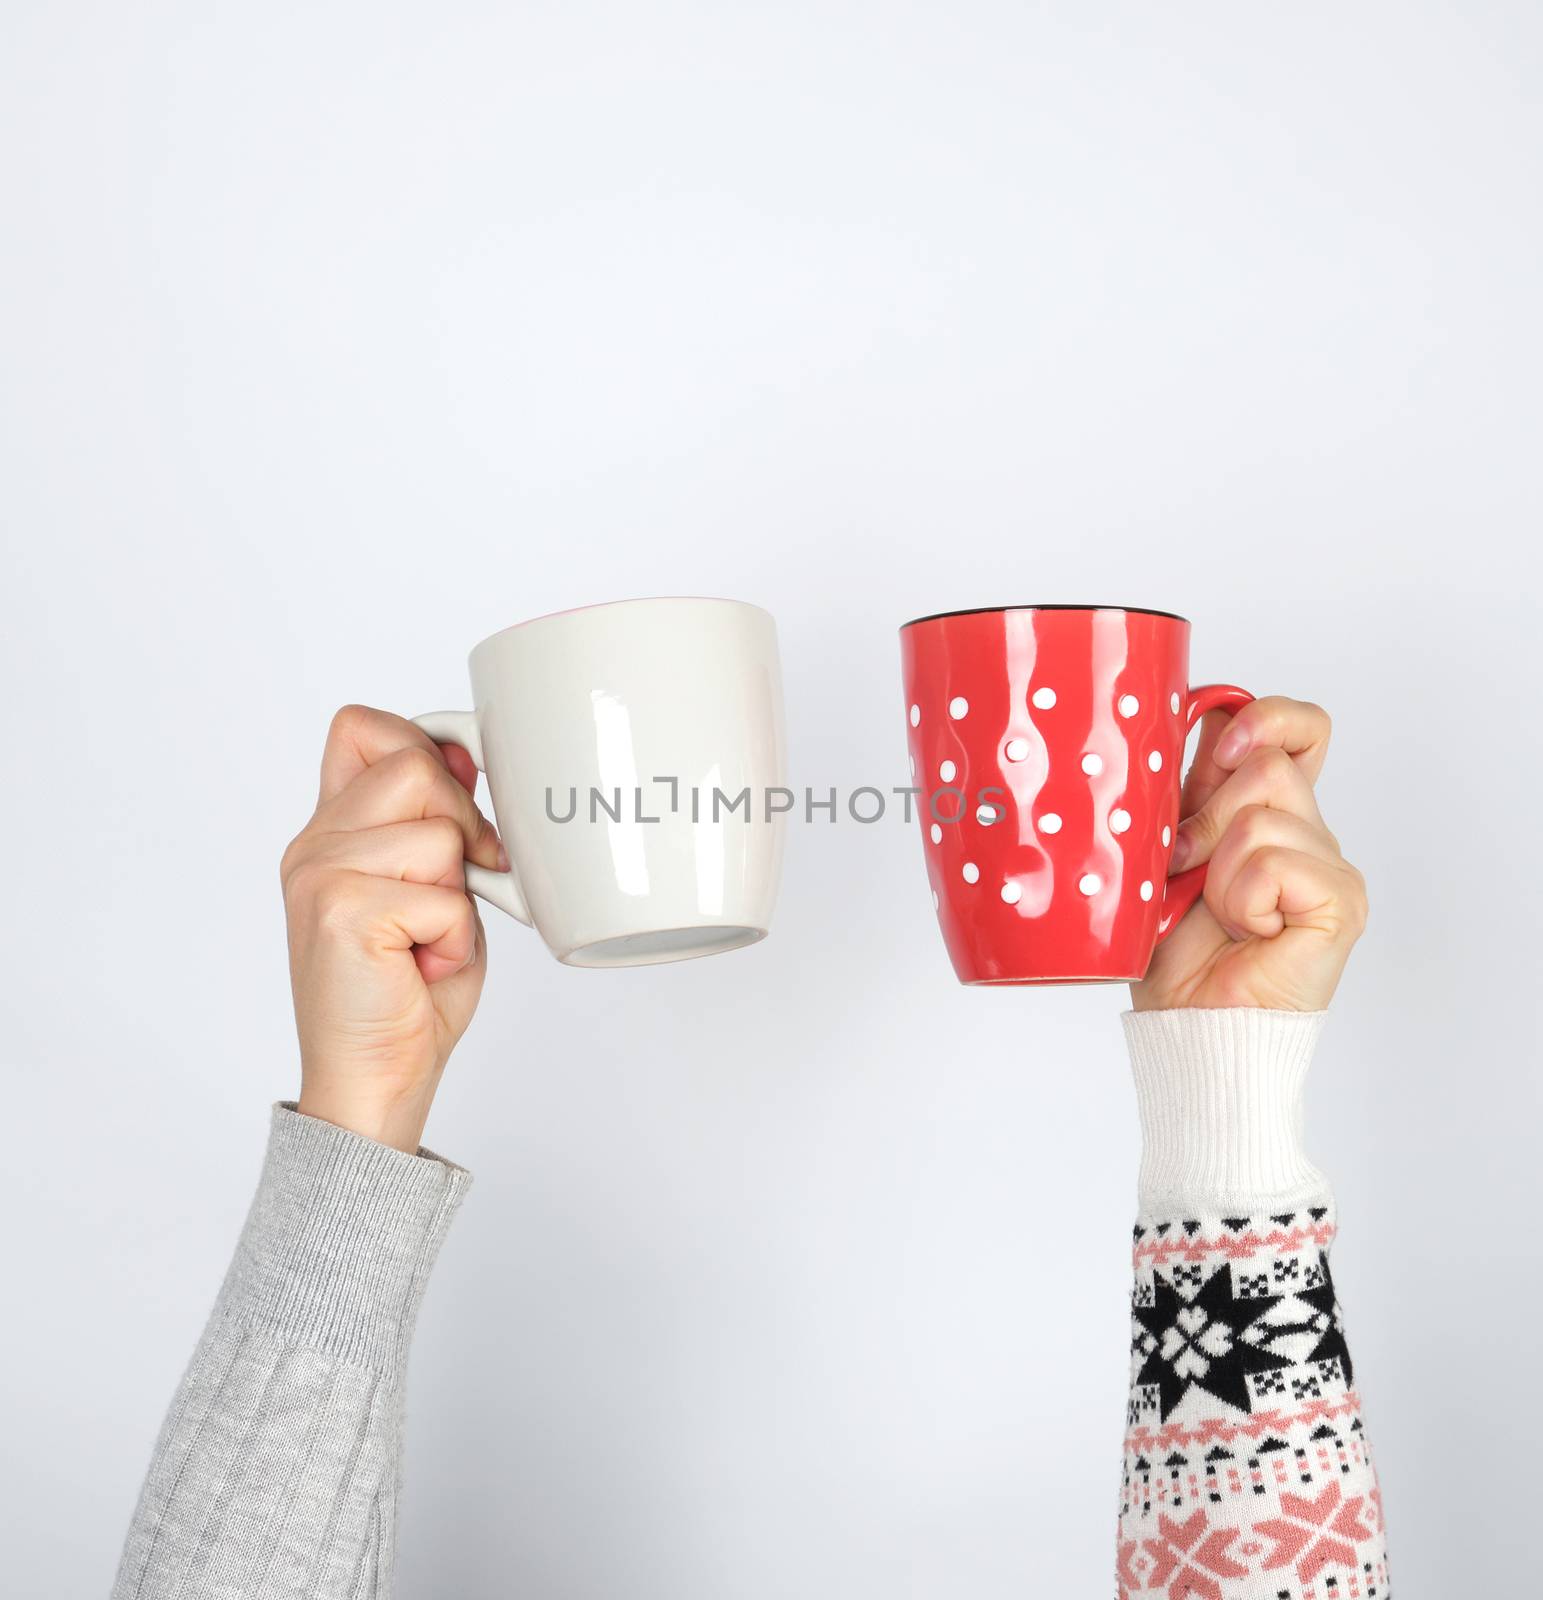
[1124,1008,1330,1216]
[214,1104,471,1375]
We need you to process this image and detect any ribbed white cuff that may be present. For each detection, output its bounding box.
[215,1105,471,1374]
[1124,1008,1330,1216]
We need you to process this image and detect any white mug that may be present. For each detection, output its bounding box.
[414,598,786,968]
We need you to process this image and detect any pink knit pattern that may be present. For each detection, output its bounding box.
[1117,1204,1389,1599]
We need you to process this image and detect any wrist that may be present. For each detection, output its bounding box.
[297,1071,440,1155]
[1124,1007,1329,1214]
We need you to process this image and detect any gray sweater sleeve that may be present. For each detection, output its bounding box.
[112,1105,471,1600]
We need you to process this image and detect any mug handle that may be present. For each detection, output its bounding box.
[1155,684,1255,942]
[412,711,533,926]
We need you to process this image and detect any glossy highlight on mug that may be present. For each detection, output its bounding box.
[415,597,788,969]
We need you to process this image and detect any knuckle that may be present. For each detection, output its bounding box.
[439,900,478,965]
[1249,744,1296,783]
[427,812,464,850]
[1237,843,1287,887]
[388,744,443,792]
[1342,865,1370,929]
[1218,875,1254,924]
[424,814,468,864]
[278,833,310,888]
[425,879,471,933]
[1228,801,1272,846]
[281,843,329,905]
[1210,870,1255,932]
[310,871,362,933]
[1222,796,1274,851]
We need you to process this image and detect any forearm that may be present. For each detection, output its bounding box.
[1116,1009,1388,1598]
[113,1106,469,1600]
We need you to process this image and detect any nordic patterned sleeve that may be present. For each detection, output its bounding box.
[1116,1009,1390,1600]
[112,1105,470,1600]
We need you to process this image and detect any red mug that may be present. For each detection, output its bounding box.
[898,605,1253,985]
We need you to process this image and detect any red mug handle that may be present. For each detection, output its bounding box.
[1156,684,1256,942]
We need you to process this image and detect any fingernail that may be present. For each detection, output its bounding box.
[1170,824,1195,870]
[496,842,510,872]
[1214,726,1249,768]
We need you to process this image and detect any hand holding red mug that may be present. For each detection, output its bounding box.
[1132,696,1368,1013]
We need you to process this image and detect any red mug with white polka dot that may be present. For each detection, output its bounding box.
[899,605,1252,985]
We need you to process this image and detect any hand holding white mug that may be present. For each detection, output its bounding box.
[1132,696,1368,1013]
[280,705,505,1152]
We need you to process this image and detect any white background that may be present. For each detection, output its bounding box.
[3,3,1538,1593]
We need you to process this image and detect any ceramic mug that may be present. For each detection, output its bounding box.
[415,598,786,968]
[899,605,1252,984]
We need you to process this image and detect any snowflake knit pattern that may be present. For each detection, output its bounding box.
[1118,1008,1390,1600]
[1117,1203,1389,1598]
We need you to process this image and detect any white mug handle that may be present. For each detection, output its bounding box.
[412,710,533,926]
